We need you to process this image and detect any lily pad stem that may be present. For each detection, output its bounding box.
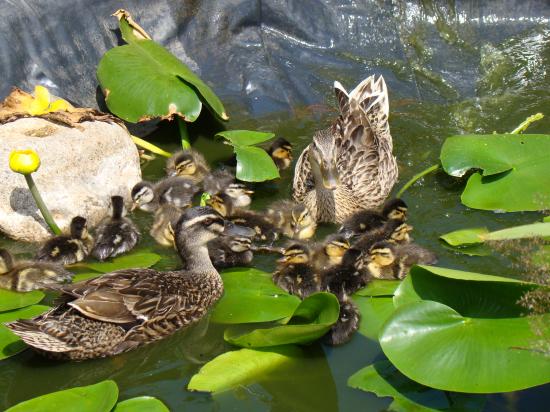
[510,113,544,134]
[24,174,61,235]
[131,135,172,158]
[396,164,440,198]
[178,117,191,149]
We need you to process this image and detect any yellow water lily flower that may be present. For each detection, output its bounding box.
[9,149,41,175]
[26,85,74,116]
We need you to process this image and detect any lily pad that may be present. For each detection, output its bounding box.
[113,397,169,412]
[0,304,50,323]
[348,360,486,411]
[80,252,161,274]
[5,380,119,412]
[0,305,50,360]
[440,227,487,246]
[352,296,395,340]
[440,134,550,211]
[211,268,301,324]
[216,130,275,146]
[0,289,44,312]
[355,280,401,296]
[188,346,302,393]
[224,293,339,347]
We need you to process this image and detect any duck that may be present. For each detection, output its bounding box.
[165,149,210,184]
[272,243,322,299]
[361,240,437,280]
[266,200,317,239]
[0,248,73,292]
[36,216,93,265]
[323,296,360,346]
[313,234,351,272]
[6,207,227,360]
[91,196,140,261]
[206,223,256,269]
[268,137,293,171]
[292,75,398,223]
[131,176,197,212]
[149,200,186,247]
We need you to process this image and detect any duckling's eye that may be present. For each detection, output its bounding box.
[203,218,213,226]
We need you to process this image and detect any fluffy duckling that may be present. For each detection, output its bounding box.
[224,183,254,208]
[208,193,278,242]
[362,240,437,280]
[272,243,322,299]
[202,166,236,195]
[36,216,93,265]
[166,149,210,183]
[149,201,186,247]
[268,137,293,171]
[323,296,360,346]
[382,198,408,222]
[0,249,73,291]
[323,248,367,297]
[352,219,413,253]
[131,176,197,212]
[91,196,140,261]
[313,234,351,272]
[207,223,256,269]
[266,200,317,240]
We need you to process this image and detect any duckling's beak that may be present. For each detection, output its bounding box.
[130,202,139,212]
[276,255,290,263]
[244,189,255,195]
[321,165,339,190]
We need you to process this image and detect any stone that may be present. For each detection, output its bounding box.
[0,117,141,242]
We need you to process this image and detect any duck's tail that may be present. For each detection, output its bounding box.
[334,75,389,119]
[6,319,74,353]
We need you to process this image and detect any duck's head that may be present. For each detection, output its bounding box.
[291,204,316,239]
[277,243,311,265]
[269,137,293,169]
[131,181,154,211]
[207,193,233,217]
[70,216,89,240]
[223,222,255,252]
[367,241,396,267]
[110,195,126,219]
[324,234,351,260]
[0,248,14,274]
[383,198,408,222]
[173,152,197,177]
[309,129,340,190]
[224,183,254,207]
[175,206,225,246]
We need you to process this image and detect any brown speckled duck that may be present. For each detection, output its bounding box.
[292,75,398,223]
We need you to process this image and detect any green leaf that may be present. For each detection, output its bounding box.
[380,300,550,393]
[210,268,301,324]
[188,346,302,393]
[355,280,401,296]
[441,243,491,256]
[440,134,550,211]
[81,252,161,274]
[0,325,27,360]
[224,293,340,347]
[234,145,280,182]
[0,289,44,311]
[482,222,550,241]
[348,360,486,412]
[0,304,50,323]
[216,130,275,147]
[440,227,487,246]
[113,397,169,412]
[5,380,119,412]
[352,296,395,340]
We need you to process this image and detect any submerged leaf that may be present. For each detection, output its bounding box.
[355,280,401,296]
[0,289,44,312]
[113,396,169,412]
[0,325,27,360]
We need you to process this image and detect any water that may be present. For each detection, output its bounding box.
[1,22,550,412]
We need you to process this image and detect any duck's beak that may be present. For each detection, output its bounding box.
[130,202,139,212]
[321,165,339,190]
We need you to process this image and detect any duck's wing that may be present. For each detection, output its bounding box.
[292,145,315,202]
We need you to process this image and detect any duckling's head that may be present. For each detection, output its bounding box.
[131,181,154,210]
[291,204,317,239]
[70,216,89,240]
[0,249,14,274]
[324,234,351,260]
[383,198,408,222]
[224,222,255,252]
[110,195,126,219]
[173,152,197,177]
[388,221,413,244]
[175,206,225,246]
[207,193,234,217]
[224,183,254,208]
[278,243,311,265]
[340,211,386,239]
[309,129,340,190]
[269,137,293,170]
[367,241,396,267]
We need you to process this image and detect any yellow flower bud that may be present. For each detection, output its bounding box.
[9,149,41,174]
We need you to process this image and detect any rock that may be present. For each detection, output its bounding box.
[0,117,141,242]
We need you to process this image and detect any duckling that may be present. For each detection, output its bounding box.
[323,248,367,297]
[166,149,210,184]
[36,216,93,265]
[131,176,197,212]
[362,241,437,280]
[352,219,413,253]
[323,295,360,346]
[208,193,278,242]
[7,207,227,360]
[202,166,236,195]
[382,198,408,222]
[91,196,140,261]
[266,200,317,239]
[149,200,186,247]
[293,75,398,223]
[0,249,73,292]
[206,223,256,269]
[224,183,254,208]
[268,137,293,170]
[272,243,321,299]
[313,234,351,272]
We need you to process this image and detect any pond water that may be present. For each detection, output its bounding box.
[1,23,550,412]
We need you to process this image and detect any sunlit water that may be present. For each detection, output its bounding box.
[1,22,550,412]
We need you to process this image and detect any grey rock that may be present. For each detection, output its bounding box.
[0,118,141,242]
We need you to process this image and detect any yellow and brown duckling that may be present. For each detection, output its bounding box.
[0,248,73,292]
[272,242,322,299]
[91,196,140,261]
[266,200,317,240]
[149,199,186,248]
[322,248,367,297]
[268,137,293,171]
[131,176,198,212]
[323,295,360,346]
[166,149,210,184]
[223,183,254,208]
[352,218,413,253]
[36,216,93,265]
[313,234,351,273]
[7,206,227,360]
[206,222,256,269]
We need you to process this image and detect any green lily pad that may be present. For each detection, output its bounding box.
[483,222,550,241]
[224,293,339,347]
[113,397,169,412]
[81,252,161,274]
[440,227,487,246]
[380,300,550,393]
[0,289,44,312]
[5,380,119,412]
[352,296,395,340]
[355,280,401,296]
[211,268,301,324]
[348,360,486,411]
[440,134,550,211]
[0,304,50,323]
[188,346,302,393]
[216,130,275,146]
[0,305,50,360]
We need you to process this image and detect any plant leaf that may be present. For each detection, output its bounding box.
[5,380,119,412]
[355,280,401,296]
[0,289,44,312]
[0,304,50,323]
[113,397,169,412]
[188,346,302,393]
[440,227,487,246]
[482,222,550,241]
[352,296,395,340]
[380,300,550,393]
[216,130,275,147]
[81,252,161,274]
[234,145,280,182]
[210,268,301,324]
[224,293,339,347]
[440,134,550,211]
[0,305,50,360]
